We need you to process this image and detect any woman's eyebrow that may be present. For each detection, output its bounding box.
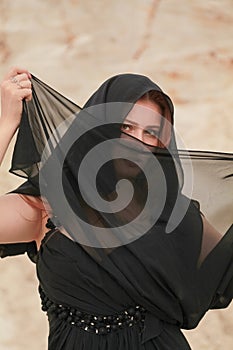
[145,125,160,129]
[123,119,139,125]
[124,119,160,129]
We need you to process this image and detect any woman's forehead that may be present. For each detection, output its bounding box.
[125,100,162,128]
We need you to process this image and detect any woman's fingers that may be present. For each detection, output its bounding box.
[1,67,32,127]
[3,66,31,81]
[10,72,31,84]
[5,71,32,101]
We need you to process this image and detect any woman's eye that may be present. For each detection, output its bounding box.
[121,124,133,132]
[144,129,159,137]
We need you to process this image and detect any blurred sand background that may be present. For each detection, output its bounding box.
[0,0,232,349]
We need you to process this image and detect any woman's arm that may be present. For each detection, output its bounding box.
[0,193,47,246]
[0,66,32,165]
[0,67,46,247]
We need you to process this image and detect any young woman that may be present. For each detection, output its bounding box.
[0,67,232,349]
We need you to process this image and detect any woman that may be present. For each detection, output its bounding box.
[0,67,233,349]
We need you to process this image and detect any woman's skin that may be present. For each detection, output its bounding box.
[121,98,171,148]
[121,100,163,147]
[113,101,163,181]
[0,67,222,263]
[0,67,48,247]
[0,67,32,165]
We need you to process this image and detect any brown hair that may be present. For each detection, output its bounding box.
[139,90,172,148]
[140,90,172,123]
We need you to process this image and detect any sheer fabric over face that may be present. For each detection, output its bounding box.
[8,75,233,348]
[10,74,232,252]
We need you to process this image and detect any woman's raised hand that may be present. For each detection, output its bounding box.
[0,66,32,131]
[0,67,32,166]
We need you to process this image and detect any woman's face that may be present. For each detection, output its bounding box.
[113,98,171,180]
[120,98,171,147]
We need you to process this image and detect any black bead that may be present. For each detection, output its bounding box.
[107,315,114,322]
[97,316,103,322]
[84,315,92,324]
[46,300,53,308]
[41,305,48,312]
[118,314,124,321]
[88,325,96,332]
[128,307,136,316]
[59,306,66,312]
[113,318,119,324]
[58,311,68,320]
[111,324,119,331]
[48,304,57,313]
[75,310,83,318]
[67,316,73,323]
[99,327,108,335]
[135,310,141,320]
[39,287,146,335]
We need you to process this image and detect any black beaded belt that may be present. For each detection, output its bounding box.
[39,286,146,335]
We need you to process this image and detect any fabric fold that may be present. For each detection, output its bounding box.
[140,312,164,344]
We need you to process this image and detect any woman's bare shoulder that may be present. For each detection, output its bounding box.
[0,193,47,245]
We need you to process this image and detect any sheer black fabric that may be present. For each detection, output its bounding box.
[5,74,233,349]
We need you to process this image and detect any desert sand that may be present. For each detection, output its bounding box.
[0,0,232,349]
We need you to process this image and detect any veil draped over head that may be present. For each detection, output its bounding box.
[9,74,232,246]
[3,74,233,332]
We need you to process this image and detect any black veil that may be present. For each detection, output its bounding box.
[3,73,233,332]
[9,74,232,243]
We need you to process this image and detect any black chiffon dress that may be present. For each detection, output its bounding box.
[1,74,233,349]
[36,214,233,350]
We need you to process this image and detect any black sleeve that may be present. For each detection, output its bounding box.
[0,240,38,263]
